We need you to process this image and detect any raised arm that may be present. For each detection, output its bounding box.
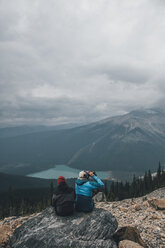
[86,174,104,189]
[92,175,104,187]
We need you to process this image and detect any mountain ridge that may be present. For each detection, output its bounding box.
[0,108,165,175]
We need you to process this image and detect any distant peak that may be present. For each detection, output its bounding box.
[130,108,164,116]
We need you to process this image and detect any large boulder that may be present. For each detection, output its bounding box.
[0,214,38,247]
[93,192,106,202]
[113,226,147,248]
[10,207,118,248]
[0,225,13,247]
[119,240,144,248]
[148,198,165,210]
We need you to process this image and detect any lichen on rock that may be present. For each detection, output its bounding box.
[9,207,118,248]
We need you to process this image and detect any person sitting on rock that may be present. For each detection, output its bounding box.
[75,171,104,212]
[52,176,75,216]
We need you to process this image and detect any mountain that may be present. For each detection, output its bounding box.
[0,108,165,175]
[0,123,80,139]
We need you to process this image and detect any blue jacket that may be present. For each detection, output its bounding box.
[75,175,104,212]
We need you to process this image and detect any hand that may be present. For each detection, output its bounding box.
[88,171,94,177]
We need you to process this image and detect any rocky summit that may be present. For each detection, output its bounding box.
[97,187,165,248]
[0,187,164,248]
[9,208,118,248]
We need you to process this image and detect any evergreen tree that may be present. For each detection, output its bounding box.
[104,181,108,200]
[114,181,119,201]
[156,162,161,188]
[20,200,26,216]
[147,170,153,191]
[138,178,144,196]
[48,181,54,205]
[118,182,124,200]
[160,170,165,187]
[124,181,130,199]
[135,178,141,196]
[131,175,137,197]
[7,186,13,216]
[108,181,115,201]
[0,205,3,219]
[143,171,148,193]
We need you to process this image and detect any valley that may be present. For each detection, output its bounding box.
[0,108,165,176]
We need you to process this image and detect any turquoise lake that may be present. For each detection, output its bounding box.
[27,165,111,179]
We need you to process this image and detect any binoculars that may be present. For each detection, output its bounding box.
[86,171,97,176]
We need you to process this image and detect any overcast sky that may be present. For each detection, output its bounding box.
[0,0,165,127]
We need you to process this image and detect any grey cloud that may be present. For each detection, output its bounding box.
[0,0,165,127]
[93,64,151,84]
[0,94,102,126]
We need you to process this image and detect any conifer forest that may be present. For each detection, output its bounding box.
[0,163,164,219]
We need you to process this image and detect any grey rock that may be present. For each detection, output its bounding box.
[119,240,143,248]
[93,192,106,202]
[148,198,165,210]
[10,207,118,248]
[113,226,146,247]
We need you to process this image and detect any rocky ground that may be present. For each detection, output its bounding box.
[0,213,41,247]
[0,187,164,248]
[96,187,165,248]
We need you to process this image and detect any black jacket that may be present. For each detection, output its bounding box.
[52,182,75,216]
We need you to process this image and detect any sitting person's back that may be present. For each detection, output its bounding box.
[75,171,104,213]
[52,176,75,216]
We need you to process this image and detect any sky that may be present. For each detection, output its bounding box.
[0,0,165,127]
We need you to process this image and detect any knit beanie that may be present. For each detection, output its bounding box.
[78,171,88,180]
[57,176,66,184]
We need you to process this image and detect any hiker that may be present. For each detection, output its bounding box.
[75,171,104,212]
[52,176,75,216]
